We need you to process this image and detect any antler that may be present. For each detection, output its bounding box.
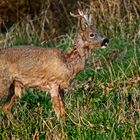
[70,9,88,22]
[70,9,93,30]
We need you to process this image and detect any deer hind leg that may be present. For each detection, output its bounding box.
[2,83,17,118]
[0,89,6,102]
[0,79,11,100]
[0,80,10,108]
[2,81,22,118]
[49,84,65,121]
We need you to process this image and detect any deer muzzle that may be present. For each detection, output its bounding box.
[101,38,109,48]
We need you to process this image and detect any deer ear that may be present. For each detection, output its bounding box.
[88,13,93,25]
[85,8,93,25]
[79,10,93,31]
[80,19,88,31]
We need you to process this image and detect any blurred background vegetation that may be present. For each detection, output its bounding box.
[0,0,139,42]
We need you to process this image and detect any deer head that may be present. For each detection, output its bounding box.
[70,9,109,50]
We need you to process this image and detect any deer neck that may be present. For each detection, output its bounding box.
[65,35,92,75]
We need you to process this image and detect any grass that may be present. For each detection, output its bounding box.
[0,23,140,140]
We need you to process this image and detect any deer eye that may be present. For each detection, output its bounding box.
[89,33,95,38]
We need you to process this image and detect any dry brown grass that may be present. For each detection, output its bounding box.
[0,0,139,40]
[89,0,140,36]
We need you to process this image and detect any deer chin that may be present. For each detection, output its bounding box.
[101,45,107,49]
[86,44,100,49]
[101,42,108,48]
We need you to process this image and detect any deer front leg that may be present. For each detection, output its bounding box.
[49,84,65,121]
[59,90,66,122]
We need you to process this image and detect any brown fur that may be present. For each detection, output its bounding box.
[0,11,109,121]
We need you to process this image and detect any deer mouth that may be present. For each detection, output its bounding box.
[101,38,109,48]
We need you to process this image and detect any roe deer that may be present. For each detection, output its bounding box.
[0,10,109,121]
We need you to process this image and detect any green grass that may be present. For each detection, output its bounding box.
[0,26,140,140]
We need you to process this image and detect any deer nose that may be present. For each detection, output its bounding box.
[101,38,109,48]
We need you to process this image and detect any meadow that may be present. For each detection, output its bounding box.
[0,1,140,139]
